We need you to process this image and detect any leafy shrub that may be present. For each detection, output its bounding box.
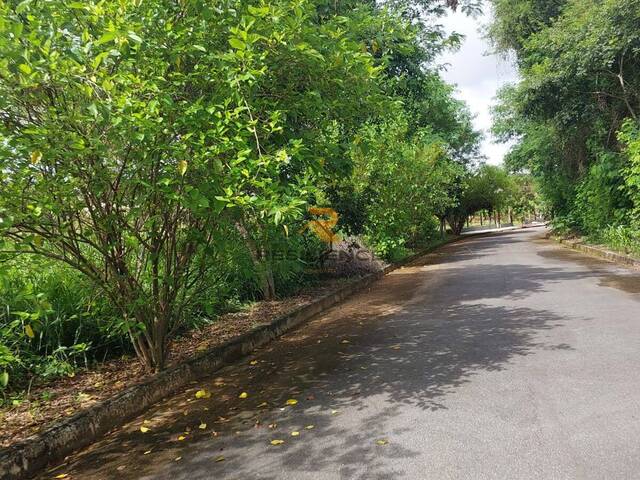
[598,225,640,257]
[0,255,124,391]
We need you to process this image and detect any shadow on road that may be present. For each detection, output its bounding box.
[52,232,587,479]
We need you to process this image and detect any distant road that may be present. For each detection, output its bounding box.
[45,227,640,480]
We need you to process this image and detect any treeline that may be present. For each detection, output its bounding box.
[489,0,640,253]
[0,0,491,386]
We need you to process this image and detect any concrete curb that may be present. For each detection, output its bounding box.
[552,236,640,269]
[0,230,503,480]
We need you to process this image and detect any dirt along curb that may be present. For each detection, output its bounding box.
[552,236,640,269]
[0,230,507,480]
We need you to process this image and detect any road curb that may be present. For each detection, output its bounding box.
[552,236,640,269]
[0,230,503,480]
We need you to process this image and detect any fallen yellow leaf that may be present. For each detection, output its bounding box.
[140,426,150,433]
[239,392,248,399]
[178,435,186,441]
[143,450,152,455]
[305,425,314,430]
[214,455,225,462]
[291,431,300,436]
[250,360,258,365]
[174,456,182,462]
[54,475,68,479]
[195,389,211,399]
[331,410,339,415]
[285,399,298,406]
[199,423,207,430]
[270,439,284,446]
[257,402,268,408]
[376,439,389,446]
[341,339,350,344]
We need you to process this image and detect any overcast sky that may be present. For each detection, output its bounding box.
[437,5,518,165]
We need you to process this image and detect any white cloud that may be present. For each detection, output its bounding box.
[436,6,518,165]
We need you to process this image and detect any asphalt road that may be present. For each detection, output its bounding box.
[44,227,640,480]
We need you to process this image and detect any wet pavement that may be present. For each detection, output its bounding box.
[41,227,640,480]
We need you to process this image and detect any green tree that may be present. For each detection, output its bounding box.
[490,0,640,239]
[0,0,379,371]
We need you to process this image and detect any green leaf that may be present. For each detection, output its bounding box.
[92,52,109,69]
[18,64,32,75]
[96,31,118,46]
[229,38,246,50]
[127,32,143,43]
[0,371,8,388]
[248,5,269,17]
[15,0,32,14]
[193,45,207,52]
[88,103,99,118]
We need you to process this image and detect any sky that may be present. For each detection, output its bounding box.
[437,5,518,165]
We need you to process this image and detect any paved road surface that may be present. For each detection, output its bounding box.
[43,228,640,480]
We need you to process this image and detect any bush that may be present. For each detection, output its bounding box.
[598,225,640,257]
[0,256,124,392]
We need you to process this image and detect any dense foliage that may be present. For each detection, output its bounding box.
[0,0,485,388]
[490,0,640,251]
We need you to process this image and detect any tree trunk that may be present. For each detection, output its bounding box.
[261,266,276,301]
[446,213,466,235]
[235,220,276,301]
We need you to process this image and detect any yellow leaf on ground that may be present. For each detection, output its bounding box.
[54,475,69,479]
[270,439,284,446]
[341,339,350,344]
[285,399,298,406]
[305,425,314,430]
[140,426,150,433]
[257,402,268,407]
[174,456,182,462]
[376,439,389,446]
[250,360,258,365]
[195,389,211,399]
[143,450,152,455]
[199,423,207,430]
[331,410,339,415]
[291,431,300,436]
[214,455,225,462]
[178,435,186,441]
[239,392,248,399]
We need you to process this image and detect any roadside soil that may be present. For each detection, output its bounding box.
[0,277,356,447]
